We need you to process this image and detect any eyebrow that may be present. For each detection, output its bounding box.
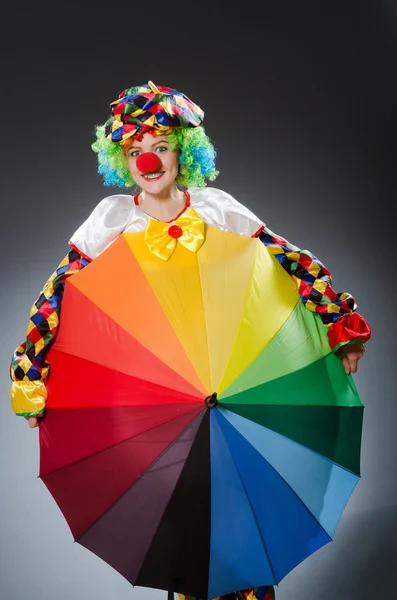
[129,139,169,150]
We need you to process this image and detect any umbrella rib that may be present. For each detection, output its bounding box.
[217,244,259,392]
[215,414,278,584]
[196,254,213,393]
[217,410,334,551]
[220,348,348,400]
[41,404,204,476]
[218,404,363,476]
[232,301,333,390]
[50,346,205,399]
[250,411,364,477]
[67,268,208,396]
[123,410,209,587]
[74,409,207,544]
[221,401,362,413]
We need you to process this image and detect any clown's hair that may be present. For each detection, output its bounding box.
[91,125,219,188]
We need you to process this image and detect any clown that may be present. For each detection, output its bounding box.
[10,80,371,600]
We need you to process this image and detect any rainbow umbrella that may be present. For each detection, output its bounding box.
[40,223,363,600]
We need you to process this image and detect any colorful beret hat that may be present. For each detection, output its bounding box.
[105,80,204,143]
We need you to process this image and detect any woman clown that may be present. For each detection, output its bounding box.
[10,81,371,600]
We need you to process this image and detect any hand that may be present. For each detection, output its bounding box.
[24,415,42,428]
[336,343,366,374]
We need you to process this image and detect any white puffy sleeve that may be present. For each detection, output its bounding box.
[69,194,134,260]
[189,187,264,237]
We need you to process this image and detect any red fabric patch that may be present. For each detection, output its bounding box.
[67,259,83,272]
[39,300,54,319]
[299,254,314,269]
[68,241,93,262]
[27,327,43,344]
[168,225,183,239]
[272,233,288,245]
[298,280,312,298]
[313,304,330,314]
[323,284,337,301]
[147,102,162,114]
[113,101,125,115]
[252,224,265,237]
[327,313,371,350]
[123,123,136,133]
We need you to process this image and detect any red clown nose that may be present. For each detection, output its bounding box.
[136,152,162,173]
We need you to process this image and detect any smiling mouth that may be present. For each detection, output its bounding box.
[141,172,164,181]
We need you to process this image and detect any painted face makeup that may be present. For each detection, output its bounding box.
[127,133,179,196]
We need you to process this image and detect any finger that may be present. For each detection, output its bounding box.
[349,356,359,373]
[352,350,365,371]
[341,356,350,374]
[28,417,38,428]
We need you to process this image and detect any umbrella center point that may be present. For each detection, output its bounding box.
[205,392,218,408]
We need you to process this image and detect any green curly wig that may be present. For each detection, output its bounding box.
[91,125,219,188]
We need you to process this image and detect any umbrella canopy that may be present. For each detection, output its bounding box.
[40,226,363,600]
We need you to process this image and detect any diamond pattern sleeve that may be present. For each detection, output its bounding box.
[258,227,371,352]
[10,248,91,416]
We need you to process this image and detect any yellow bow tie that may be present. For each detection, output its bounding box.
[145,207,205,261]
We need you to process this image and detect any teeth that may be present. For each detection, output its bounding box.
[143,173,162,179]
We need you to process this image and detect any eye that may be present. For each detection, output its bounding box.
[155,146,167,153]
[129,150,140,158]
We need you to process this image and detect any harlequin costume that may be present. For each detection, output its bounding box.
[178,586,275,600]
[10,81,371,600]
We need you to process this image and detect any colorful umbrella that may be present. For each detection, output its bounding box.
[40,223,363,600]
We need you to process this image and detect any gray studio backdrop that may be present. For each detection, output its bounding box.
[1,5,397,600]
